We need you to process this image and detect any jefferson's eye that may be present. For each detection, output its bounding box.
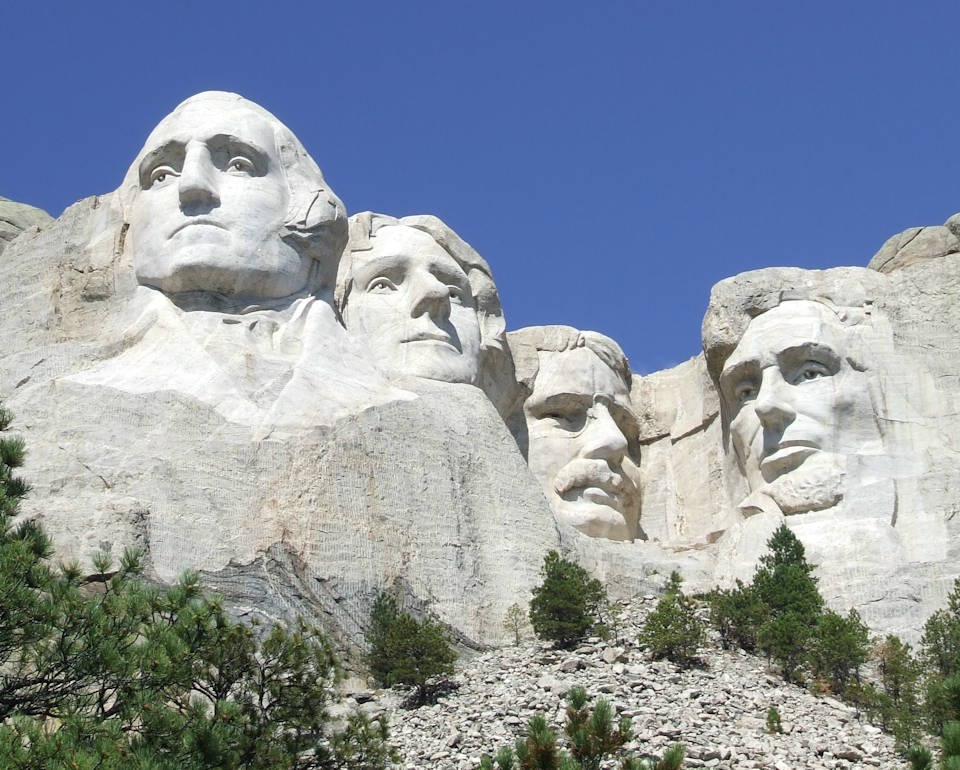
[367,277,396,293]
[795,361,831,384]
[540,409,587,432]
[149,165,178,187]
[227,156,255,174]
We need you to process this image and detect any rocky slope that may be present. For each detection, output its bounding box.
[345,598,906,770]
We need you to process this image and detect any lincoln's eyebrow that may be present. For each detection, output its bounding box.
[719,357,758,395]
[775,342,841,370]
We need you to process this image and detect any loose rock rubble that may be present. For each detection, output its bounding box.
[344,597,906,769]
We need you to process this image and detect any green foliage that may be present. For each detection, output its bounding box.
[478,688,684,770]
[0,405,396,769]
[638,571,705,668]
[707,580,767,651]
[504,603,529,645]
[365,591,457,705]
[806,608,870,696]
[765,706,782,734]
[749,526,823,683]
[905,744,933,770]
[529,551,607,649]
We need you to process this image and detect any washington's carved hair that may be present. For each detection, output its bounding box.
[336,212,507,355]
[118,91,348,286]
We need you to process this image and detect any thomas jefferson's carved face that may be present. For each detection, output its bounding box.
[129,97,307,298]
[524,347,640,540]
[342,225,483,384]
[720,301,880,498]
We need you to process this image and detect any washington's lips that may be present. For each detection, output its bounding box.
[402,331,454,346]
[169,218,227,238]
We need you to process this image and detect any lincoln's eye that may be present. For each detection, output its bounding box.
[795,360,831,383]
[735,382,757,403]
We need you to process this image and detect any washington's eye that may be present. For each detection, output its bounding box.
[149,165,178,187]
[227,156,255,174]
[367,277,396,293]
[795,361,831,384]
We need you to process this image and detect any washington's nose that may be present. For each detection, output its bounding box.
[409,273,450,320]
[754,368,796,431]
[178,144,220,211]
[580,402,628,463]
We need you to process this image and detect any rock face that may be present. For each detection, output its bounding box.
[368,599,902,769]
[5,89,960,651]
[0,195,53,254]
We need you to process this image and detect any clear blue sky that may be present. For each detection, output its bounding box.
[3,2,957,373]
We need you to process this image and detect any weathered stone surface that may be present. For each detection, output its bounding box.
[702,262,960,640]
[0,93,562,654]
[869,218,960,273]
[0,194,53,254]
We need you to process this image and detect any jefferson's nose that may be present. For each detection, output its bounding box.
[580,402,628,464]
[409,273,450,320]
[754,368,797,431]
[178,143,220,211]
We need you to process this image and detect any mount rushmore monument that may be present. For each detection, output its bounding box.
[3,91,960,651]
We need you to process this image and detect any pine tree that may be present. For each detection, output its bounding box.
[529,551,607,649]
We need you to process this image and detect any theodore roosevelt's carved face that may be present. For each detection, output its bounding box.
[719,300,880,498]
[524,346,640,541]
[128,96,305,298]
[341,225,483,385]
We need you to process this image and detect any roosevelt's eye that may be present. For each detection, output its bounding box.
[367,277,396,293]
[149,165,178,187]
[227,156,255,175]
[541,409,587,432]
[794,361,831,384]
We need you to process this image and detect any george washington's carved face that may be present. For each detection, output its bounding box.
[524,346,640,540]
[341,225,483,384]
[128,95,306,299]
[719,300,881,507]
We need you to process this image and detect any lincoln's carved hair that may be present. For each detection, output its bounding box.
[336,212,507,356]
[508,325,632,395]
[700,267,884,389]
[118,91,348,287]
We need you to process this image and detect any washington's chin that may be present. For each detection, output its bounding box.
[552,497,634,542]
[135,245,309,298]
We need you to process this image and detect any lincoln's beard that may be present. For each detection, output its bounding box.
[742,451,846,516]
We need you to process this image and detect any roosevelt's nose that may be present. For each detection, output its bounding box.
[409,272,451,320]
[580,402,628,464]
[178,143,220,211]
[753,368,797,431]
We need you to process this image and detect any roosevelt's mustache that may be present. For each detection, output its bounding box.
[553,459,638,502]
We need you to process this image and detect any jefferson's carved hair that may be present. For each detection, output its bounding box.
[119,91,348,287]
[336,212,506,356]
